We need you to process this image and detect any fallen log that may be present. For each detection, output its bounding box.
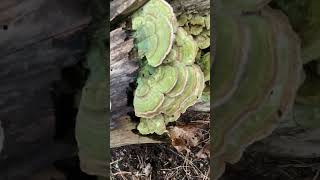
[0,0,90,179]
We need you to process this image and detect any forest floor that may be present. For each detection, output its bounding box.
[222,150,320,180]
[111,144,320,180]
[110,112,210,180]
[111,144,210,180]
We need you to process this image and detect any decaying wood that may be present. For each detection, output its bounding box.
[248,104,320,158]
[110,27,138,122]
[169,0,210,15]
[110,0,148,22]
[110,0,210,23]
[0,0,90,179]
[111,116,161,147]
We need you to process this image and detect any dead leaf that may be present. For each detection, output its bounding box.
[167,123,204,153]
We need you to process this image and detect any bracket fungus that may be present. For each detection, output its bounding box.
[76,29,107,177]
[178,12,210,50]
[196,52,211,102]
[197,52,210,83]
[132,0,207,135]
[212,6,301,180]
[164,27,199,65]
[132,0,176,67]
[271,0,320,64]
[134,63,205,135]
[176,12,211,104]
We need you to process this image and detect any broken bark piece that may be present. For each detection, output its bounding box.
[170,0,210,15]
[110,0,149,21]
[111,116,161,147]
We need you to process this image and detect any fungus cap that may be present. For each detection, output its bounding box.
[132,0,176,67]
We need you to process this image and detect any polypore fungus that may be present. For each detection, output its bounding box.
[164,27,198,65]
[272,0,320,64]
[196,52,210,82]
[212,7,301,180]
[196,52,210,102]
[132,0,176,67]
[132,0,207,135]
[178,13,210,49]
[76,33,107,177]
[134,63,205,134]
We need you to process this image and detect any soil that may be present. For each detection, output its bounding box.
[110,110,210,180]
[111,143,209,180]
[221,150,320,180]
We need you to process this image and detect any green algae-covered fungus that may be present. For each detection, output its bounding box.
[76,25,107,177]
[164,28,199,65]
[132,0,176,67]
[196,52,211,102]
[197,52,210,82]
[271,0,320,64]
[176,12,211,104]
[134,64,205,135]
[178,13,210,49]
[134,65,178,118]
[212,5,301,180]
[132,0,208,135]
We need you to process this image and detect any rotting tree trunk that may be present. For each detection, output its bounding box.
[248,103,320,158]
[110,0,211,148]
[0,0,90,179]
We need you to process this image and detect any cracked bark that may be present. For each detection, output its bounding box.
[0,0,90,179]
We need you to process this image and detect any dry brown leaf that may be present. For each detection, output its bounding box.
[167,123,205,153]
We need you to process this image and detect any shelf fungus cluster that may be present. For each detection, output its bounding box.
[212,4,302,180]
[271,0,320,115]
[271,0,320,64]
[177,11,211,103]
[131,0,208,135]
[76,29,107,177]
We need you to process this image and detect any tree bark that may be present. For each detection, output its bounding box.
[0,0,90,179]
[248,104,320,158]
